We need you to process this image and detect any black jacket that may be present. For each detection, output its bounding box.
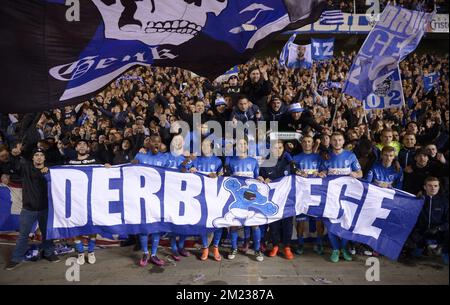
[280,110,324,133]
[265,103,288,122]
[403,161,449,195]
[259,153,294,180]
[208,108,232,131]
[0,156,22,185]
[222,86,241,107]
[416,193,449,232]
[241,79,272,115]
[113,149,134,165]
[12,157,48,211]
[398,147,416,168]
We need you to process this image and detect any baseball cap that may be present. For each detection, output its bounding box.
[75,139,89,146]
[215,97,226,106]
[32,147,45,157]
[288,103,304,113]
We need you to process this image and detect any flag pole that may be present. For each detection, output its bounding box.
[331,93,343,132]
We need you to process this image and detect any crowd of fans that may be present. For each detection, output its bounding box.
[0,43,448,268]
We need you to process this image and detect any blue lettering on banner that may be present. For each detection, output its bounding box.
[343,5,435,109]
[46,164,424,260]
[311,38,335,61]
[288,12,447,34]
[423,72,439,93]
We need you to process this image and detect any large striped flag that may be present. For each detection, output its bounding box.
[0,0,327,113]
[319,10,344,25]
[343,5,435,110]
[214,66,239,83]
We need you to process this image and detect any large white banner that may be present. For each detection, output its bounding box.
[45,164,424,259]
[289,13,448,33]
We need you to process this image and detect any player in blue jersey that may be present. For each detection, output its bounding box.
[321,132,363,263]
[165,134,187,170]
[225,141,260,179]
[293,135,326,256]
[365,146,403,189]
[225,136,264,262]
[248,129,270,164]
[185,139,223,176]
[225,135,256,253]
[362,145,403,257]
[186,138,224,261]
[132,135,168,267]
[248,129,271,253]
[133,135,168,167]
[163,135,193,261]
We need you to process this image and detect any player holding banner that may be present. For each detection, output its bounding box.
[293,135,327,256]
[224,136,264,262]
[320,132,363,263]
[132,135,170,267]
[185,138,224,262]
[165,135,192,261]
[68,139,112,265]
[259,140,296,260]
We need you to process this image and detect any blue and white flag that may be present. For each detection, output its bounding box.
[423,72,439,93]
[214,65,239,83]
[46,164,424,260]
[279,34,312,69]
[343,5,435,110]
[311,38,335,61]
[0,0,327,113]
[328,81,342,89]
[0,186,20,232]
[361,62,405,110]
[114,75,144,86]
[319,10,344,25]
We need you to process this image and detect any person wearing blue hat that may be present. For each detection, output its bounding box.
[288,103,304,114]
[209,96,232,131]
[215,97,226,107]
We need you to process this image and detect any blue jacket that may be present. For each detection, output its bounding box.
[230,104,262,124]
